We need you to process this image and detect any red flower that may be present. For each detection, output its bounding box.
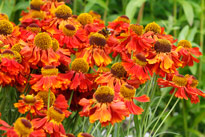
[79,86,129,126]
[175,40,202,67]
[118,84,150,115]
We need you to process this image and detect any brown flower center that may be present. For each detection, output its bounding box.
[95,86,114,103]
[154,39,171,53]
[130,24,144,35]
[71,58,89,73]
[30,0,44,11]
[55,5,72,19]
[145,22,161,34]
[89,33,106,47]
[47,107,65,123]
[172,75,187,86]
[24,95,36,104]
[111,62,127,78]
[177,40,192,48]
[0,20,13,35]
[115,15,130,23]
[133,53,147,66]
[34,32,52,50]
[120,84,135,100]
[77,13,93,25]
[37,91,56,106]
[14,118,33,136]
[63,24,76,36]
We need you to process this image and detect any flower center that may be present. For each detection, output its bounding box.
[77,13,93,26]
[11,43,22,53]
[30,0,44,11]
[24,95,36,104]
[89,10,101,19]
[31,10,44,19]
[0,20,13,35]
[41,65,59,76]
[111,62,127,78]
[26,23,41,33]
[89,33,106,47]
[37,91,56,106]
[55,5,72,19]
[130,24,143,35]
[47,107,65,123]
[154,39,171,53]
[94,86,114,103]
[71,58,89,73]
[34,32,52,50]
[186,75,199,88]
[145,22,161,34]
[1,50,14,59]
[172,75,187,86]
[14,118,33,136]
[177,40,192,48]
[52,38,59,52]
[120,84,135,100]
[13,51,22,63]
[63,24,76,36]
[133,53,147,66]
[115,15,130,23]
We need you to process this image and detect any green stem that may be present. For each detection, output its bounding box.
[103,0,109,23]
[152,98,180,137]
[73,0,77,15]
[47,89,51,109]
[68,90,74,106]
[182,100,188,137]
[117,123,121,137]
[173,0,177,38]
[150,89,177,136]
[134,115,141,137]
[127,116,132,136]
[0,0,4,13]
[198,0,204,85]
[106,125,114,137]
[87,123,94,133]
[90,121,100,135]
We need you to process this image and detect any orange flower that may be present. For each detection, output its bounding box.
[147,39,182,77]
[63,58,93,92]
[53,24,87,51]
[79,86,129,126]
[122,53,152,82]
[14,94,44,114]
[157,74,205,103]
[77,32,112,66]
[32,106,67,136]
[20,32,60,67]
[118,84,150,115]
[108,15,130,34]
[30,65,70,92]
[0,117,45,137]
[0,50,24,75]
[175,40,202,67]
[95,62,141,92]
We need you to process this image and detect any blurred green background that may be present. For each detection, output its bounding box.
[0,0,204,136]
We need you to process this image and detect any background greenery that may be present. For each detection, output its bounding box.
[0,0,204,136]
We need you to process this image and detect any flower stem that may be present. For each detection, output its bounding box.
[152,98,180,137]
[127,116,132,136]
[47,88,51,109]
[182,100,188,137]
[68,90,74,106]
[136,2,145,24]
[73,0,77,15]
[90,121,100,135]
[103,0,109,23]
[106,125,114,137]
[150,89,177,136]
[173,0,177,37]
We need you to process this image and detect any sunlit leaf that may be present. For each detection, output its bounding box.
[178,25,189,41]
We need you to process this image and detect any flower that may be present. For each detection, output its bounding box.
[14,94,44,114]
[63,58,93,92]
[77,132,94,137]
[20,32,60,67]
[0,117,45,137]
[77,32,112,66]
[37,91,56,107]
[30,65,70,92]
[95,62,141,92]
[176,40,202,67]
[79,86,129,126]
[147,39,182,77]
[157,74,205,103]
[32,107,67,136]
[119,84,150,115]
[122,53,152,82]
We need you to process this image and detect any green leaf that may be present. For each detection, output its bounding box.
[125,0,146,21]
[178,0,194,26]
[189,62,197,75]
[14,1,29,11]
[178,25,189,41]
[188,128,205,137]
[187,26,198,42]
[84,0,108,12]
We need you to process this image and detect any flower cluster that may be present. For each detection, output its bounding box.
[0,0,204,136]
